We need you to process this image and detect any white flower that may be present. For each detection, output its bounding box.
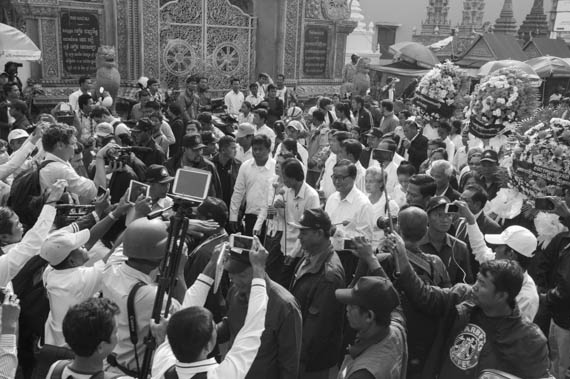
[488,188,525,219]
[535,212,568,248]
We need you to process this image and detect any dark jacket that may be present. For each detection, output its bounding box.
[534,231,570,329]
[265,97,284,128]
[168,117,185,158]
[165,154,222,199]
[359,148,372,169]
[211,154,241,208]
[407,134,428,173]
[397,265,550,379]
[290,244,345,372]
[221,278,303,379]
[355,108,373,133]
[441,186,461,203]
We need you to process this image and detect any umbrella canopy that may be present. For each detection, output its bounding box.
[0,23,41,61]
[369,61,430,77]
[525,56,570,78]
[478,60,540,80]
[389,41,439,69]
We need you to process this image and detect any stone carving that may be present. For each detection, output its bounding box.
[305,0,322,19]
[285,0,301,78]
[95,46,121,112]
[322,0,350,21]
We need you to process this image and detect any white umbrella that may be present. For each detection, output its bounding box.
[0,23,41,61]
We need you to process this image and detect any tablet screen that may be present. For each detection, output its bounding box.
[172,168,211,201]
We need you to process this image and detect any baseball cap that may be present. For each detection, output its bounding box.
[236,123,256,138]
[40,229,90,266]
[485,225,537,257]
[224,250,251,274]
[7,129,28,143]
[480,149,498,164]
[335,276,400,318]
[196,197,228,226]
[132,118,154,133]
[182,133,206,149]
[425,196,450,213]
[201,130,219,145]
[287,120,303,131]
[288,208,332,232]
[365,127,383,139]
[146,164,174,184]
[95,122,114,137]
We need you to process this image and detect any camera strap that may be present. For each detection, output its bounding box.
[126,281,146,375]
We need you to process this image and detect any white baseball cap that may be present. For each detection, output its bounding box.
[95,122,114,137]
[40,229,90,266]
[485,226,537,258]
[236,123,256,138]
[7,129,29,143]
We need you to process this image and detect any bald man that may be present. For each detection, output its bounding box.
[395,206,451,378]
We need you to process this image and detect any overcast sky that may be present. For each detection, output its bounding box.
[358,0,554,42]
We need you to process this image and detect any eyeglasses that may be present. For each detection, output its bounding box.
[331,174,350,182]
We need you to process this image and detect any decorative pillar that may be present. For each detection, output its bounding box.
[518,0,549,41]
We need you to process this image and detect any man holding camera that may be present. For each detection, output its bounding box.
[289,208,345,379]
[384,227,550,379]
[151,235,269,379]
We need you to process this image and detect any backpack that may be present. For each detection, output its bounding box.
[8,160,54,229]
[49,359,126,379]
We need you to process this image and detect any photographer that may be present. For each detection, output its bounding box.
[130,118,166,167]
[0,179,65,286]
[454,200,539,323]
[151,237,269,379]
[337,236,407,379]
[384,230,550,378]
[40,124,100,204]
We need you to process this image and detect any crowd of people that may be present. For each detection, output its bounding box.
[0,63,568,379]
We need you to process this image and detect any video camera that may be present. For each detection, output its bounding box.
[104,146,152,165]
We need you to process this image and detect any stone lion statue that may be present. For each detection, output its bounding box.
[95,46,121,113]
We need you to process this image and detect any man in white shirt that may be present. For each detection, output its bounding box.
[325,159,375,281]
[319,131,351,199]
[253,108,276,152]
[235,123,255,163]
[224,78,244,117]
[325,160,374,246]
[245,83,263,107]
[337,138,366,193]
[68,76,94,112]
[437,121,455,163]
[103,218,182,375]
[376,138,401,199]
[270,159,319,280]
[39,124,101,204]
[229,134,276,236]
[151,238,268,379]
[455,201,540,323]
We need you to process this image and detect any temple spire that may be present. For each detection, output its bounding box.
[494,0,518,35]
[518,0,549,41]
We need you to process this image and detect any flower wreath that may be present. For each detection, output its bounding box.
[414,60,466,120]
[467,67,539,139]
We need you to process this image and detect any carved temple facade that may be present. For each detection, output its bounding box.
[10,0,356,99]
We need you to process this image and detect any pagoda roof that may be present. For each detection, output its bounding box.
[523,38,570,59]
[454,33,526,68]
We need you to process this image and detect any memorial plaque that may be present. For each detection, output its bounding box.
[303,26,328,77]
[60,11,100,76]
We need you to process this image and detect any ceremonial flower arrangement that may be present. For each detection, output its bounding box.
[512,117,570,198]
[534,212,568,248]
[487,188,525,220]
[467,67,539,139]
[414,60,465,119]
